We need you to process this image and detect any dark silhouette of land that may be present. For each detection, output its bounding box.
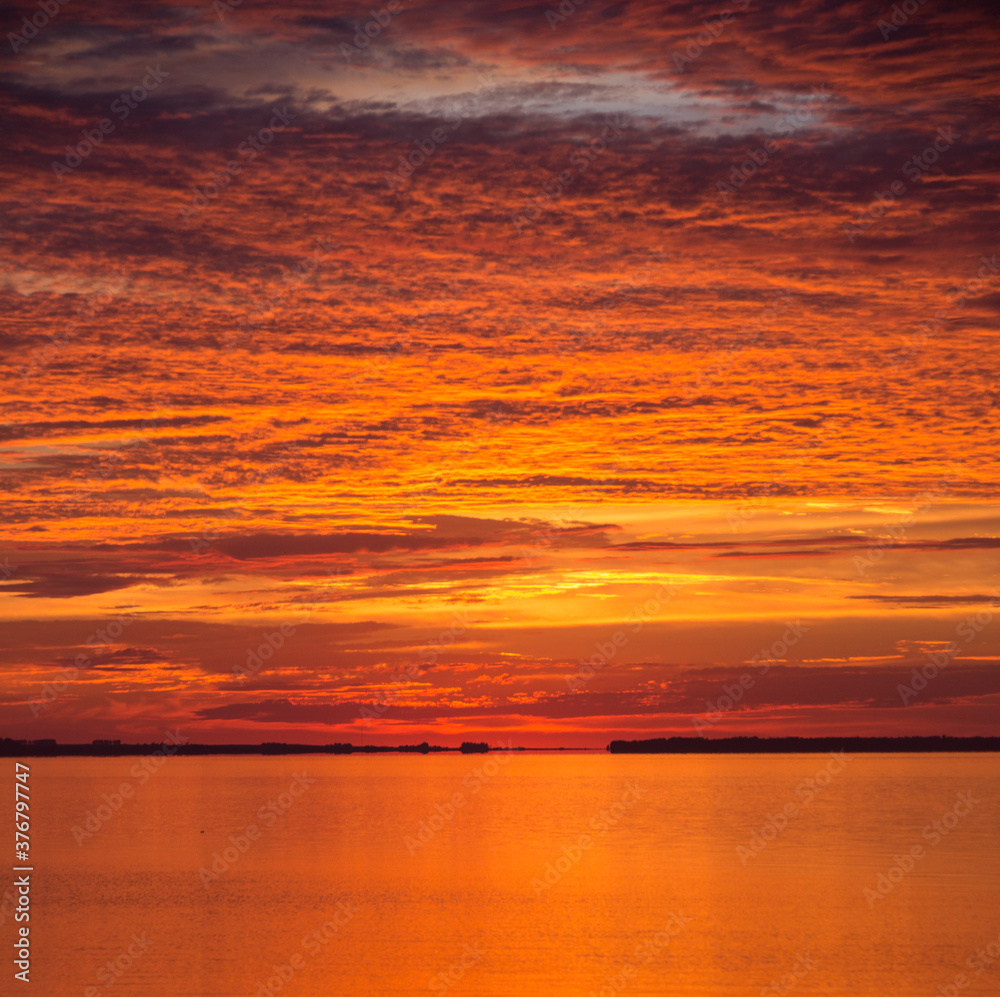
[606,736,1000,753]
[0,738,488,757]
[1,735,997,756]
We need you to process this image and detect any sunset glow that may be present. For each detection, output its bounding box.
[2,0,998,745]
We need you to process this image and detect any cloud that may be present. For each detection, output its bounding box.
[2,570,150,599]
[189,657,1000,726]
[2,0,998,743]
[849,594,1000,607]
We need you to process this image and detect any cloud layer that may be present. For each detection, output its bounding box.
[1,0,997,743]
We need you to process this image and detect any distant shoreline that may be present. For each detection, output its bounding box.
[0,738,501,757]
[606,736,1000,753]
[1,735,998,756]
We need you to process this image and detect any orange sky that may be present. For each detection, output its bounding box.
[1,0,998,746]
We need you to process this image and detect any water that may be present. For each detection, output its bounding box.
[5,752,998,996]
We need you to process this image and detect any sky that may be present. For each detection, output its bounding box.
[1,0,998,747]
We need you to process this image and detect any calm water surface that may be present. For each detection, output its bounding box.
[6,752,999,996]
